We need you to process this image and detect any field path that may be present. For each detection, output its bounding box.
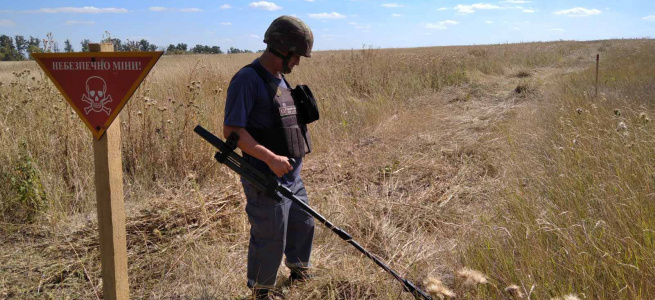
[298,59,591,291]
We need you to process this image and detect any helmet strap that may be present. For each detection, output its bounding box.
[268,46,294,74]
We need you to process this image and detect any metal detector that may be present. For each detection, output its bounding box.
[194,125,433,300]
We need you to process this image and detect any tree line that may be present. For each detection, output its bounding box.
[0,32,257,61]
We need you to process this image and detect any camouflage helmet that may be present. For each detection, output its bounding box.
[264,16,314,58]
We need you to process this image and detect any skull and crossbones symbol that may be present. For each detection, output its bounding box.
[81,76,112,115]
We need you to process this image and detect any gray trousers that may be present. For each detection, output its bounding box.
[242,178,315,289]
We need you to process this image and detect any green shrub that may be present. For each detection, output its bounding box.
[1,143,48,223]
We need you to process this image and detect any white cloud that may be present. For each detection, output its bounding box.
[643,15,655,21]
[523,9,535,13]
[306,0,315,2]
[220,4,232,9]
[437,7,448,11]
[34,7,128,13]
[425,20,459,30]
[555,7,602,17]
[249,1,282,11]
[454,3,501,14]
[382,3,404,8]
[322,34,338,41]
[250,34,261,38]
[501,0,530,3]
[66,20,96,25]
[221,22,232,25]
[552,28,564,31]
[308,12,346,19]
[391,14,403,17]
[485,20,493,24]
[149,7,202,12]
[0,19,15,27]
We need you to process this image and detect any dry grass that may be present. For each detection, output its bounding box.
[461,39,655,299]
[1,39,653,299]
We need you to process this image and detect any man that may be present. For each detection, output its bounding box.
[223,16,315,299]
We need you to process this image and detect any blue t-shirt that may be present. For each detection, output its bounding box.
[224,59,302,186]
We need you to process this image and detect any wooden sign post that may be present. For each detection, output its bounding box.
[32,44,163,300]
[90,43,129,300]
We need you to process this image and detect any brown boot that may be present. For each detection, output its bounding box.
[289,271,315,284]
[252,288,271,300]
[252,288,283,300]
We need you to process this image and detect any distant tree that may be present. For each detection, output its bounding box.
[165,44,182,54]
[27,45,41,57]
[123,39,139,51]
[190,44,223,54]
[27,36,42,57]
[80,39,90,52]
[164,43,188,54]
[191,44,205,54]
[164,43,221,55]
[228,47,252,54]
[211,46,223,54]
[0,35,22,61]
[14,35,27,59]
[148,44,158,51]
[176,43,187,52]
[64,39,74,52]
[28,36,40,48]
[52,42,60,53]
[110,38,124,51]
[138,39,151,51]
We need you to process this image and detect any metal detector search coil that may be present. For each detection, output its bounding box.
[193,125,433,300]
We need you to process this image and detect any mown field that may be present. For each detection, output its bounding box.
[1,39,653,299]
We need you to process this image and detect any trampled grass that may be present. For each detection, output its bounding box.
[1,39,653,299]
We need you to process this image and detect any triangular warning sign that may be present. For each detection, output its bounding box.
[32,52,163,139]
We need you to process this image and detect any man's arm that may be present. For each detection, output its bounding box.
[223,125,292,178]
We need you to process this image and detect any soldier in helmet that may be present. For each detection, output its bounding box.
[223,16,315,299]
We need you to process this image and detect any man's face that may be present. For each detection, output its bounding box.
[285,54,302,73]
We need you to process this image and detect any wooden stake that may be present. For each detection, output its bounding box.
[90,43,130,300]
[595,54,600,100]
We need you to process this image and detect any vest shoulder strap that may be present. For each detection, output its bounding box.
[244,62,290,101]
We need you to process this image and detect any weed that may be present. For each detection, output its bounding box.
[1,142,47,223]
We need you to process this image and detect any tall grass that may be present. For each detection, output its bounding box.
[462,40,655,299]
[2,39,653,299]
[0,42,570,223]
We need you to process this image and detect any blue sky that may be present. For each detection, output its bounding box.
[1,1,654,52]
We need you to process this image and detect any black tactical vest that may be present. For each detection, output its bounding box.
[241,62,312,158]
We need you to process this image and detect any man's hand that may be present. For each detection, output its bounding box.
[266,155,293,177]
[224,125,294,177]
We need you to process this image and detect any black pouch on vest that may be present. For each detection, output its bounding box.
[291,85,320,124]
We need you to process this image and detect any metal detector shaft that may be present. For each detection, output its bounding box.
[193,125,432,300]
